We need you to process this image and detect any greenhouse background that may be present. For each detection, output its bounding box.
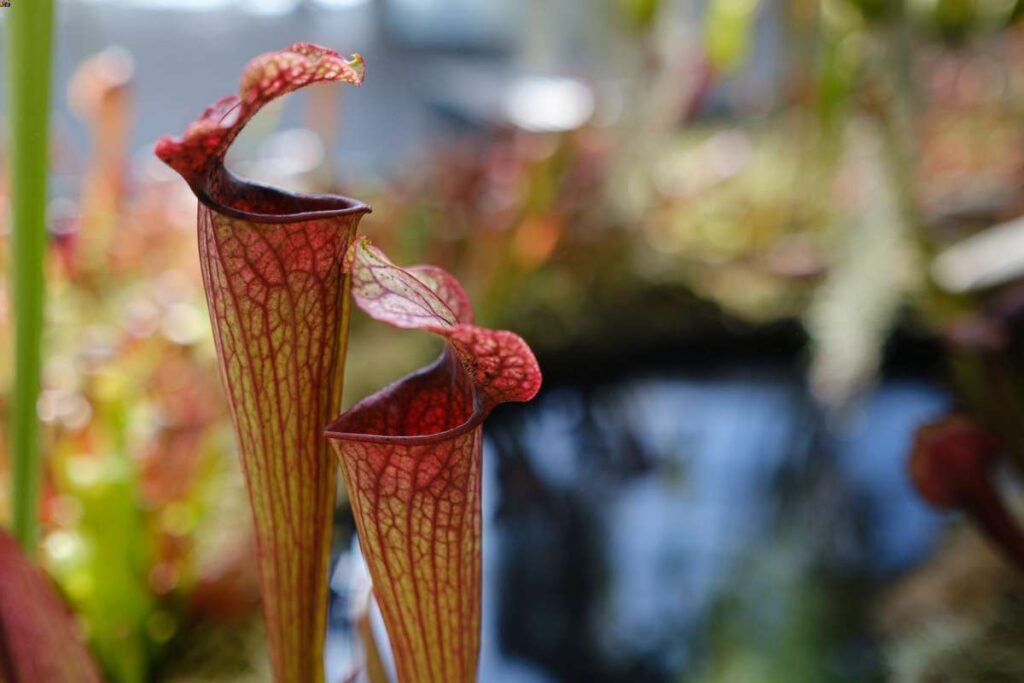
[1,1,1023,682]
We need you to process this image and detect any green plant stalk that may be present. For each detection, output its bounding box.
[5,0,55,552]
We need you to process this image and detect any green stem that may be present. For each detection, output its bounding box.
[5,0,55,553]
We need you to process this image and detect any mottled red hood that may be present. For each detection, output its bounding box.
[155,42,368,222]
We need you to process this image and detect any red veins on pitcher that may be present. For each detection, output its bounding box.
[326,239,542,683]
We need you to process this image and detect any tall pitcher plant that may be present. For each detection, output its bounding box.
[156,44,541,682]
[155,45,368,681]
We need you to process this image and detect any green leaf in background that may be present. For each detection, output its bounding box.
[705,0,762,73]
[46,446,154,683]
[5,0,55,552]
[617,0,663,32]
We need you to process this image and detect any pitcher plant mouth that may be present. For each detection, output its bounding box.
[195,167,371,224]
[324,353,489,446]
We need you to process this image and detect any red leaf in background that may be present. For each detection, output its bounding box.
[326,239,542,683]
[154,43,368,682]
[0,530,102,682]
[910,415,1024,569]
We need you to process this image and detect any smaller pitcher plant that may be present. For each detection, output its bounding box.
[328,240,541,682]
[155,43,541,682]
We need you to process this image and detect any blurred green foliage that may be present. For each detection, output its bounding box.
[705,0,762,72]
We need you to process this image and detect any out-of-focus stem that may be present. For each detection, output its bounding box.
[356,607,391,683]
[5,0,55,552]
